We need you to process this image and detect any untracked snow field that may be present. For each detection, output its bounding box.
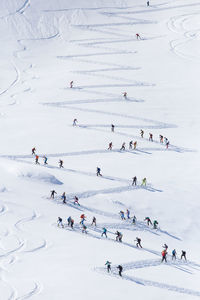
[0,0,200,299]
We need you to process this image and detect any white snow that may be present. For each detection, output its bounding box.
[0,0,200,299]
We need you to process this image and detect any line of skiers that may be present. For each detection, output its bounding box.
[50,190,80,205]
[144,217,159,229]
[108,141,137,151]
[161,244,187,262]
[105,261,123,276]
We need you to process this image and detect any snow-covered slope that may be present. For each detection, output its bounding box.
[0,0,200,299]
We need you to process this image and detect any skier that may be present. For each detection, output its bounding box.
[120,142,126,151]
[159,135,163,143]
[132,215,137,224]
[101,227,107,238]
[126,209,130,219]
[166,140,170,149]
[181,250,187,260]
[57,217,64,228]
[141,177,147,186]
[172,249,177,260]
[35,155,39,164]
[91,216,97,226]
[119,211,125,220]
[132,176,137,186]
[144,217,152,226]
[70,81,73,88]
[147,1,150,6]
[80,214,86,225]
[43,156,48,165]
[161,250,167,262]
[108,142,113,150]
[153,220,158,229]
[136,33,141,40]
[67,216,72,226]
[111,124,115,132]
[129,141,133,149]
[162,244,168,251]
[74,196,80,206]
[149,133,153,142]
[82,224,87,234]
[164,137,168,144]
[115,231,123,242]
[59,159,64,168]
[32,147,36,155]
[70,218,74,229]
[140,129,144,138]
[133,141,137,150]
[117,265,123,277]
[73,118,77,126]
[135,237,142,248]
[105,261,111,273]
[50,190,57,199]
[96,167,102,176]
[61,192,66,204]
[123,92,127,99]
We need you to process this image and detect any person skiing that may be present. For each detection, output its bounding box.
[115,231,123,242]
[120,142,126,151]
[70,81,73,88]
[126,209,130,219]
[161,249,167,263]
[74,196,80,205]
[61,192,66,204]
[111,124,115,132]
[162,243,168,251]
[32,147,36,155]
[50,190,57,199]
[105,261,111,273]
[132,176,137,186]
[101,227,107,238]
[129,141,133,149]
[91,216,96,226]
[67,216,72,226]
[159,135,163,143]
[144,217,152,226]
[181,250,187,260]
[35,155,39,164]
[140,129,144,138]
[133,141,137,150]
[73,118,77,126]
[80,214,86,225]
[74,196,80,206]
[59,159,64,168]
[57,217,64,228]
[141,177,147,186]
[149,133,153,141]
[117,265,123,277]
[43,156,48,165]
[172,249,177,260]
[147,1,150,6]
[96,167,102,176]
[132,215,137,224]
[123,92,127,99]
[70,218,74,229]
[108,142,113,150]
[82,224,87,234]
[153,220,158,229]
[136,33,141,40]
[166,140,170,149]
[119,211,125,220]
[135,237,142,248]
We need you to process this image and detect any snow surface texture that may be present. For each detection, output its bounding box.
[0,0,200,299]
